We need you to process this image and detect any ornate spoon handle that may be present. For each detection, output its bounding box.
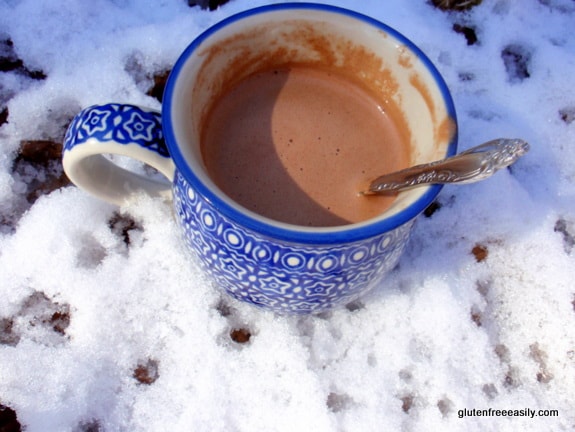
[366,138,530,194]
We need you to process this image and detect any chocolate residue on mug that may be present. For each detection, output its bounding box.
[398,46,414,69]
[437,116,457,145]
[409,73,456,148]
[410,73,435,121]
[288,23,339,67]
[194,20,408,143]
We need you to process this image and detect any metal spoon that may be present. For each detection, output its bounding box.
[364,138,530,195]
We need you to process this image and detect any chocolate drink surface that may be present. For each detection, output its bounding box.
[201,66,410,227]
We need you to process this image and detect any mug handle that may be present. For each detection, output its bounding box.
[62,103,175,205]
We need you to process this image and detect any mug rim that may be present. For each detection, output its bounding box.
[163,2,458,244]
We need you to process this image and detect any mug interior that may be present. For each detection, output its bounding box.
[163,3,457,243]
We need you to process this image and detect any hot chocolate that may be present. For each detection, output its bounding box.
[201,66,410,227]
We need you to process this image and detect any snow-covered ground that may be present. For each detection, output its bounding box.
[0,0,574,431]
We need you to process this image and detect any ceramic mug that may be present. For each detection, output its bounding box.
[62,3,457,314]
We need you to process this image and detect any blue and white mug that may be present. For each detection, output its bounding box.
[63,3,457,314]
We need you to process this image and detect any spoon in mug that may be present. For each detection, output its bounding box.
[363,138,530,195]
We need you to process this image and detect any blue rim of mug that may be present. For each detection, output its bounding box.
[163,2,458,245]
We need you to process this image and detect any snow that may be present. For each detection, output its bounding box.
[1,0,574,431]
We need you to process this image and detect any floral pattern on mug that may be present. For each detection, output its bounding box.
[64,104,168,157]
[173,171,413,313]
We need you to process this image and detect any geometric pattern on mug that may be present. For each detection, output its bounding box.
[63,103,169,157]
[173,171,412,313]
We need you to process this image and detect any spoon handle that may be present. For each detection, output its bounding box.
[367,138,530,194]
